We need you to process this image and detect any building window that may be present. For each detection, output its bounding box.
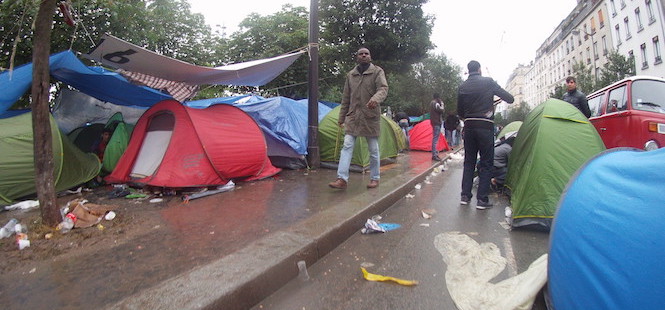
[635,7,644,31]
[587,48,592,64]
[615,24,622,46]
[610,0,617,16]
[640,43,649,69]
[566,40,570,54]
[624,17,632,40]
[602,35,609,55]
[593,41,599,59]
[567,60,571,75]
[653,36,662,64]
[646,0,656,24]
[571,37,575,51]
[620,0,626,9]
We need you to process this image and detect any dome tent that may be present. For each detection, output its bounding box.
[407,120,450,152]
[106,100,280,188]
[68,112,134,174]
[0,112,100,203]
[318,105,407,171]
[549,147,665,309]
[506,98,605,230]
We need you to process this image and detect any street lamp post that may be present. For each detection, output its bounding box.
[572,28,597,83]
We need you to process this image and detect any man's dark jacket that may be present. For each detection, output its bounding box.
[562,89,592,118]
[457,73,514,129]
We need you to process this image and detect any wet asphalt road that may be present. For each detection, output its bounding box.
[253,157,550,310]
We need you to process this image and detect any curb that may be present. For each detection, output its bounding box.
[109,154,451,310]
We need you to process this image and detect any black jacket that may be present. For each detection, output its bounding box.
[444,114,460,131]
[562,89,592,118]
[457,73,514,129]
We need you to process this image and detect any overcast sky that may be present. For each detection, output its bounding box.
[189,0,578,87]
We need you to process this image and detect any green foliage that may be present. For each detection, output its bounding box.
[501,101,531,124]
[1,0,214,69]
[571,62,597,94]
[319,0,434,75]
[1,0,438,105]
[597,50,636,88]
[223,5,310,98]
[386,52,462,116]
[494,112,505,126]
[549,84,566,100]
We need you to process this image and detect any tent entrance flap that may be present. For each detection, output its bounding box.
[130,113,174,179]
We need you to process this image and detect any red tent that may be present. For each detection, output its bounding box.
[408,120,450,152]
[106,100,280,187]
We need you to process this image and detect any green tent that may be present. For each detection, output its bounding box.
[68,112,134,174]
[506,99,606,230]
[319,105,407,170]
[0,112,101,203]
[497,121,522,140]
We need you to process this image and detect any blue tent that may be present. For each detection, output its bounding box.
[0,50,173,117]
[549,147,665,309]
[186,95,332,169]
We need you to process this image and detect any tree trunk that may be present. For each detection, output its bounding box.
[32,0,59,227]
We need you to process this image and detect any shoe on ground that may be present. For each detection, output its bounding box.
[328,178,347,189]
[367,179,379,189]
[476,200,493,210]
[432,155,441,161]
[460,195,470,205]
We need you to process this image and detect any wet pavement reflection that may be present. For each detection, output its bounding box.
[0,151,441,309]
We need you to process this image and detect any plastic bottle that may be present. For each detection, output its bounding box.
[58,213,77,234]
[0,218,19,239]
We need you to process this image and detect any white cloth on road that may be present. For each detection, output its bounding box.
[434,231,548,310]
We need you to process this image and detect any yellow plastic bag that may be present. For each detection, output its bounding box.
[361,267,418,286]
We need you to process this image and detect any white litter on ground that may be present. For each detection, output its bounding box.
[434,231,547,310]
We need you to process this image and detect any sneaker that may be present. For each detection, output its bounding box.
[432,155,441,161]
[460,196,470,205]
[476,200,493,210]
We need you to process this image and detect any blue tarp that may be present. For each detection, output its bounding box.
[187,95,332,157]
[549,147,665,309]
[1,50,173,117]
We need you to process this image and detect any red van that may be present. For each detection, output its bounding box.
[586,76,665,150]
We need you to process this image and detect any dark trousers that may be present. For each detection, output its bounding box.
[461,127,494,202]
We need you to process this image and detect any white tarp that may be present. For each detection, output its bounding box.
[434,231,548,310]
[84,34,304,86]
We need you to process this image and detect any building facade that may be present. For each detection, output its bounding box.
[521,0,614,107]
[607,0,665,77]
[510,0,665,109]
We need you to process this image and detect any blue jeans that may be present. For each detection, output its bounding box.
[445,129,454,147]
[337,134,380,181]
[432,125,441,156]
[461,126,494,202]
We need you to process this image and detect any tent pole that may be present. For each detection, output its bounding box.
[306,0,320,169]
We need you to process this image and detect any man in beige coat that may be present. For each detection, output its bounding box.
[329,47,388,189]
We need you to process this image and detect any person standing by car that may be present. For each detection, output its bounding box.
[328,47,388,190]
[562,76,592,118]
[457,60,514,209]
[430,93,445,161]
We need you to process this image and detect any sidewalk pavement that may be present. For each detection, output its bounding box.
[5,149,456,310]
